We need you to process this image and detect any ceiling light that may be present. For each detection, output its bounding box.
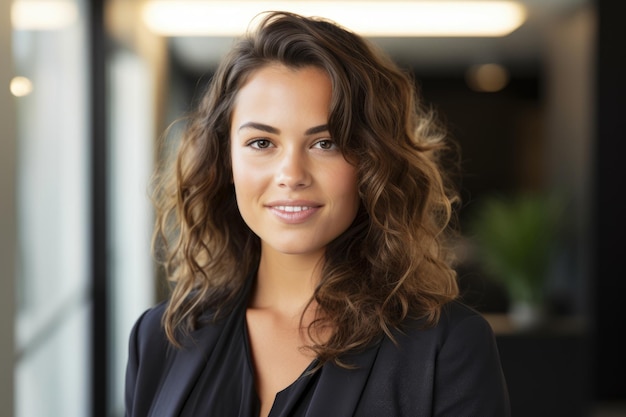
[12,0,79,30]
[466,63,510,92]
[142,1,527,37]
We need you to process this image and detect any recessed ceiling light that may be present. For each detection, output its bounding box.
[466,63,510,92]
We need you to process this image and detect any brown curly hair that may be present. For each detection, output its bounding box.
[153,11,460,365]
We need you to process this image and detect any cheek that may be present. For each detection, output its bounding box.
[230,150,251,189]
[231,157,267,206]
[332,165,360,209]
[231,165,252,198]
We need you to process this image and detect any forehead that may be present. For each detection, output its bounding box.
[231,64,332,126]
[237,63,330,96]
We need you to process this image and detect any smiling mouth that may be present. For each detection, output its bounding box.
[267,203,322,223]
[273,205,312,212]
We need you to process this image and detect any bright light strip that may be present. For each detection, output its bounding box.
[12,0,79,30]
[142,1,527,37]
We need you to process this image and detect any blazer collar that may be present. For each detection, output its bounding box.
[304,341,382,417]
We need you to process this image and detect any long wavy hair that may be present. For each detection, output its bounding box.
[153,11,460,364]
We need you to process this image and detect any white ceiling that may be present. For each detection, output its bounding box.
[168,0,589,75]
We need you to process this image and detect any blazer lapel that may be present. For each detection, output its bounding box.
[147,320,225,417]
[148,279,254,417]
[305,341,382,417]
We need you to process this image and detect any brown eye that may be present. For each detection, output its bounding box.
[250,139,272,149]
[314,139,336,150]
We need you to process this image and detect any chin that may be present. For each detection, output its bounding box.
[263,241,327,258]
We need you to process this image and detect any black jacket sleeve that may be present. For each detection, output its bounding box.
[433,313,511,416]
[125,304,170,417]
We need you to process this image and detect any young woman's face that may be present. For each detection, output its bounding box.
[230,64,359,259]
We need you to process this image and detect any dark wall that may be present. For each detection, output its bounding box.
[593,0,626,402]
[417,75,542,212]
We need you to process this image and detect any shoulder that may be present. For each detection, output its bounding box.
[127,301,170,367]
[431,302,510,415]
[130,297,226,352]
[437,300,495,341]
[396,300,495,348]
[370,301,509,416]
[125,301,171,416]
[132,301,167,338]
[375,300,502,386]
[373,301,497,374]
[125,299,229,415]
[429,300,501,364]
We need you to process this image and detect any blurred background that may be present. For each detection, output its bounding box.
[0,0,624,416]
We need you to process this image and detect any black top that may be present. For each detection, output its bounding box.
[125,280,511,417]
[177,285,321,416]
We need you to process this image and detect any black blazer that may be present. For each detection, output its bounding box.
[125,300,510,416]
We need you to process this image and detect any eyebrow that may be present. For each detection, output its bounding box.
[238,122,329,135]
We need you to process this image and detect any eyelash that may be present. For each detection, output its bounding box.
[247,138,272,149]
[246,138,337,151]
[313,139,336,150]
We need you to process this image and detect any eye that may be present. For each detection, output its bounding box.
[248,139,273,149]
[313,139,336,150]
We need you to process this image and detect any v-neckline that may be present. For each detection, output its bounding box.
[242,311,319,416]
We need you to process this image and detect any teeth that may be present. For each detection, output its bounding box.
[275,206,310,212]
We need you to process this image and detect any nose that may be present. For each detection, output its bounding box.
[275,149,311,189]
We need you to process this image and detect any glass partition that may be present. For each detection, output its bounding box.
[13,1,91,416]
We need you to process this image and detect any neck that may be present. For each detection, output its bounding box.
[249,246,324,314]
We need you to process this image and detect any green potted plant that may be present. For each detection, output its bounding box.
[467,193,565,328]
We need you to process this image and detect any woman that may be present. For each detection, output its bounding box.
[125,11,510,417]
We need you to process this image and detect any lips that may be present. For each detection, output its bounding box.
[266,201,322,223]
[273,205,312,212]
